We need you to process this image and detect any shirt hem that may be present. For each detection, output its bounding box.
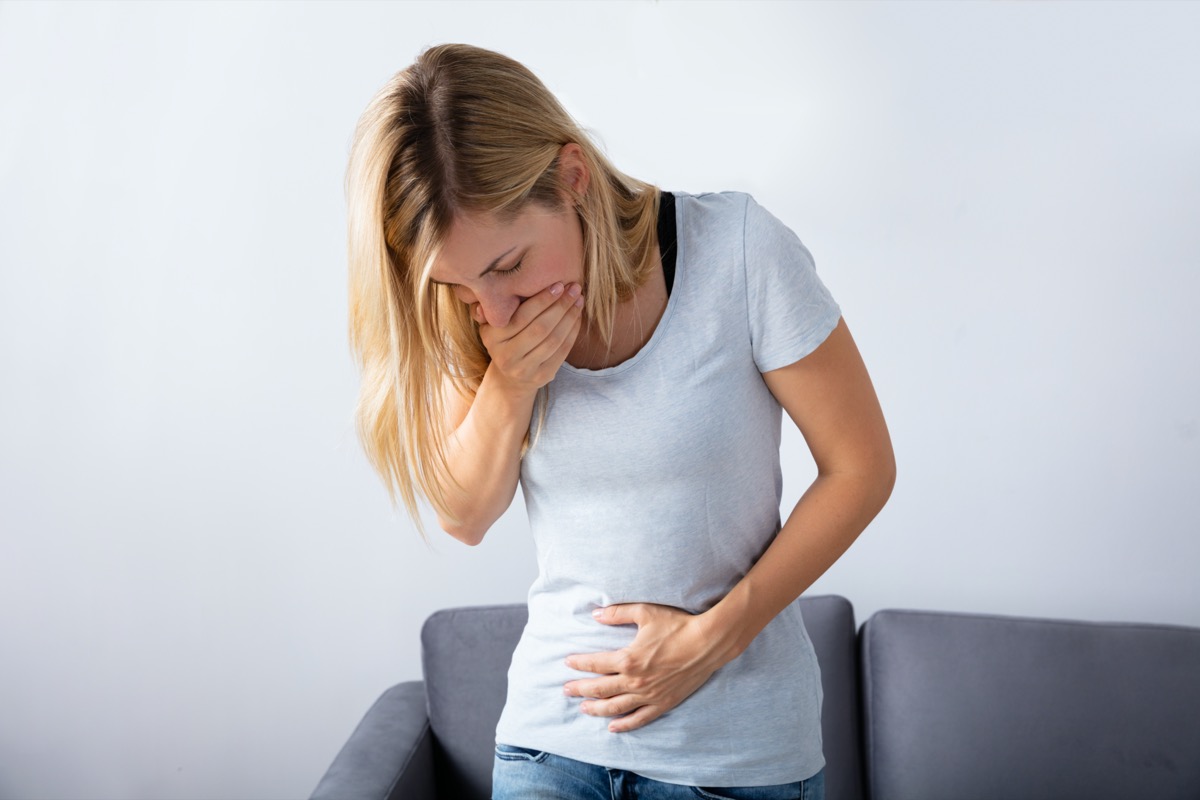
[494,730,825,787]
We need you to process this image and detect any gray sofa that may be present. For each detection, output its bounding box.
[310,595,1200,800]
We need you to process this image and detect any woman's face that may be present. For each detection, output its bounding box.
[429,200,585,328]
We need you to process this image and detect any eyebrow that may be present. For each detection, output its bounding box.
[429,246,517,286]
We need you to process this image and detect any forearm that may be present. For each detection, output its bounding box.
[437,365,536,545]
[703,465,895,662]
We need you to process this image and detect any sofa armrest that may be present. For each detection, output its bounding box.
[310,680,435,800]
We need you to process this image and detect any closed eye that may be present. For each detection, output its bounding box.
[492,260,523,277]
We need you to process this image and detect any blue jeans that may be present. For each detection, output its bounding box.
[492,743,825,800]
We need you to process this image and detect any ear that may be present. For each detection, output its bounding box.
[557,142,590,201]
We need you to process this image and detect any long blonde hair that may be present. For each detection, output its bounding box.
[346,44,660,534]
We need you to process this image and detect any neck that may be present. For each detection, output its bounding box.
[566,253,667,370]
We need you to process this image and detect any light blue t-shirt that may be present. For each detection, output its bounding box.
[494,191,842,786]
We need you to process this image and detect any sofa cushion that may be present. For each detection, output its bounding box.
[861,608,1200,800]
[421,595,861,799]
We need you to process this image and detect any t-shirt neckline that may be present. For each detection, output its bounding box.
[560,190,680,378]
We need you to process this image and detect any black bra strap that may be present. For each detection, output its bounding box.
[657,190,678,297]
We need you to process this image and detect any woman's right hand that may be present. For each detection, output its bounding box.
[437,281,582,544]
[475,282,584,394]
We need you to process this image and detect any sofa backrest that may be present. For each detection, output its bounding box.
[860,609,1200,800]
[422,604,525,800]
[796,594,864,800]
[420,595,863,800]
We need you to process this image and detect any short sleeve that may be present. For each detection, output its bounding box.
[743,195,842,373]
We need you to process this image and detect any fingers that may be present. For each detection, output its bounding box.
[564,676,624,699]
[580,695,635,716]
[543,312,582,373]
[607,704,661,733]
[500,284,581,349]
[568,686,663,733]
[478,283,584,390]
[472,281,570,331]
[504,281,569,333]
[522,295,583,368]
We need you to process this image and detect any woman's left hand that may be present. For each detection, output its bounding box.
[562,603,739,733]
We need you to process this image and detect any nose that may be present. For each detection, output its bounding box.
[479,294,520,328]
[455,285,518,328]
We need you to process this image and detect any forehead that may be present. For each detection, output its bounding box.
[429,204,558,283]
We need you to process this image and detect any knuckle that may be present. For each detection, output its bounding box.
[529,318,551,339]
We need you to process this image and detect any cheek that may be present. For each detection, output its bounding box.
[521,256,575,292]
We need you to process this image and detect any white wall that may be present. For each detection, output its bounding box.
[1,1,1197,798]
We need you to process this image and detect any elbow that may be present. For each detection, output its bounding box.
[434,484,515,546]
[873,445,897,513]
[880,458,897,509]
[838,445,896,517]
[437,514,489,547]
[880,439,897,493]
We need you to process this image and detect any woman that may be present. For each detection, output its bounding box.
[346,43,895,800]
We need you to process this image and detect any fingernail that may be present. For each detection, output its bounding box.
[550,283,564,296]
[567,283,582,298]
[591,608,602,618]
[575,296,585,308]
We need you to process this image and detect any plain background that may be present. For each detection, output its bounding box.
[1,1,1198,798]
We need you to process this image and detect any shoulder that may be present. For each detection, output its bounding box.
[672,191,792,241]
[671,190,753,220]
[669,190,815,288]
[670,191,756,252]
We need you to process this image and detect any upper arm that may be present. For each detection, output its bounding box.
[762,317,895,487]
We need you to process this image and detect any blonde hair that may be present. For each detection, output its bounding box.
[345,43,660,534]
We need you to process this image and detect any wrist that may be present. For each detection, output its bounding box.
[480,363,540,416]
[700,584,759,667]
